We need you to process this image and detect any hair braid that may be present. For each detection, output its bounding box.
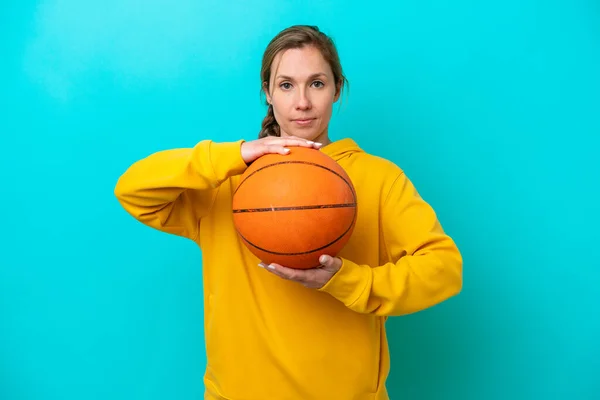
[259,104,280,138]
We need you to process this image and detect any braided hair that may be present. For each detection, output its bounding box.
[259,104,280,138]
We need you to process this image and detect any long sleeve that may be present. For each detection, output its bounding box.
[114,140,248,240]
[318,172,463,316]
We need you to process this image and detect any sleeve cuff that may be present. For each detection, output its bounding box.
[318,257,371,306]
[207,140,248,182]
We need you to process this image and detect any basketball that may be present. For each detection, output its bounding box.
[232,146,357,269]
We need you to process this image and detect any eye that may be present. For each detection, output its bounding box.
[312,81,325,88]
[280,82,292,90]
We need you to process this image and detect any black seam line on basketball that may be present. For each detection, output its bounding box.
[232,203,356,213]
[233,160,356,202]
[236,204,358,256]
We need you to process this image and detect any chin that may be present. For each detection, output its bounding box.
[282,128,318,141]
[297,131,320,141]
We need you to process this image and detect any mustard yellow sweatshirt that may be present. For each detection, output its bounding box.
[114,138,463,400]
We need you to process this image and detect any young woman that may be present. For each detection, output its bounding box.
[115,25,462,400]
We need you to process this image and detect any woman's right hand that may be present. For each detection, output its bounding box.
[241,136,323,164]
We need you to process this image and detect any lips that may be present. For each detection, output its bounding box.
[293,118,315,126]
[293,118,315,122]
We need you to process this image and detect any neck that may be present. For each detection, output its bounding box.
[315,131,331,146]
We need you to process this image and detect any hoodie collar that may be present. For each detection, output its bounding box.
[320,138,363,161]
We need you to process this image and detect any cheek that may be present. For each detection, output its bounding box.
[272,97,293,118]
[317,98,334,118]
[272,108,288,128]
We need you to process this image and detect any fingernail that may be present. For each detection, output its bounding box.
[307,140,314,144]
[284,148,290,153]
[266,264,276,270]
[319,255,330,264]
[258,262,266,268]
[314,142,323,147]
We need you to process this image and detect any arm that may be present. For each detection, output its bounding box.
[114,140,247,240]
[318,172,463,316]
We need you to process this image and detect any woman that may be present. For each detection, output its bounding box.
[115,25,462,400]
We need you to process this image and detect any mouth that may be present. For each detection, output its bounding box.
[292,118,316,126]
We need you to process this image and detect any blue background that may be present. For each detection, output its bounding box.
[1,1,599,399]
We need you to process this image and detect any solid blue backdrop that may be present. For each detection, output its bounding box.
[1,1,598,399]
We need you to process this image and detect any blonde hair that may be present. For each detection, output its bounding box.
[259,25,348,138]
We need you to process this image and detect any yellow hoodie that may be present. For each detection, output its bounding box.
[114,138,462,400]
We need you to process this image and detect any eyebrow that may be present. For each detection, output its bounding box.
[275,73,327,81]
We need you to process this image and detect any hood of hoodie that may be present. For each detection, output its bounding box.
[320,138,364,162]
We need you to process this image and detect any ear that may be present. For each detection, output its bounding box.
[333,80,342,103]
[262,81,272,104]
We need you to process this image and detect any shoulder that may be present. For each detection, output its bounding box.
[347,149,405,183]
[325,137,407,195]
[338,150,407,205]
[358,151,403,172]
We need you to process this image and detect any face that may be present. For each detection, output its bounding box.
[264,45,340,144]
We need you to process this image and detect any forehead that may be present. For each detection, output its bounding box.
[272,46,333,78]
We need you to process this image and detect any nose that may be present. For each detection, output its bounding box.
[296,89,312,110]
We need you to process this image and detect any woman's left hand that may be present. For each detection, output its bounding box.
[259,255,342,289]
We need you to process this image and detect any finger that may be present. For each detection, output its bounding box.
[259,261,283,275]
[262,144,291,156]
[266,135,307,143]
[270,263,296,280]
[271,137,322,149]
[319,255,343,271]
[285,138,322,148]
[289,138,323,149]
[261,262,303,281]
[268,138,311,149]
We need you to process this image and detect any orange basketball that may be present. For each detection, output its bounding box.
[232,146,357,269]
